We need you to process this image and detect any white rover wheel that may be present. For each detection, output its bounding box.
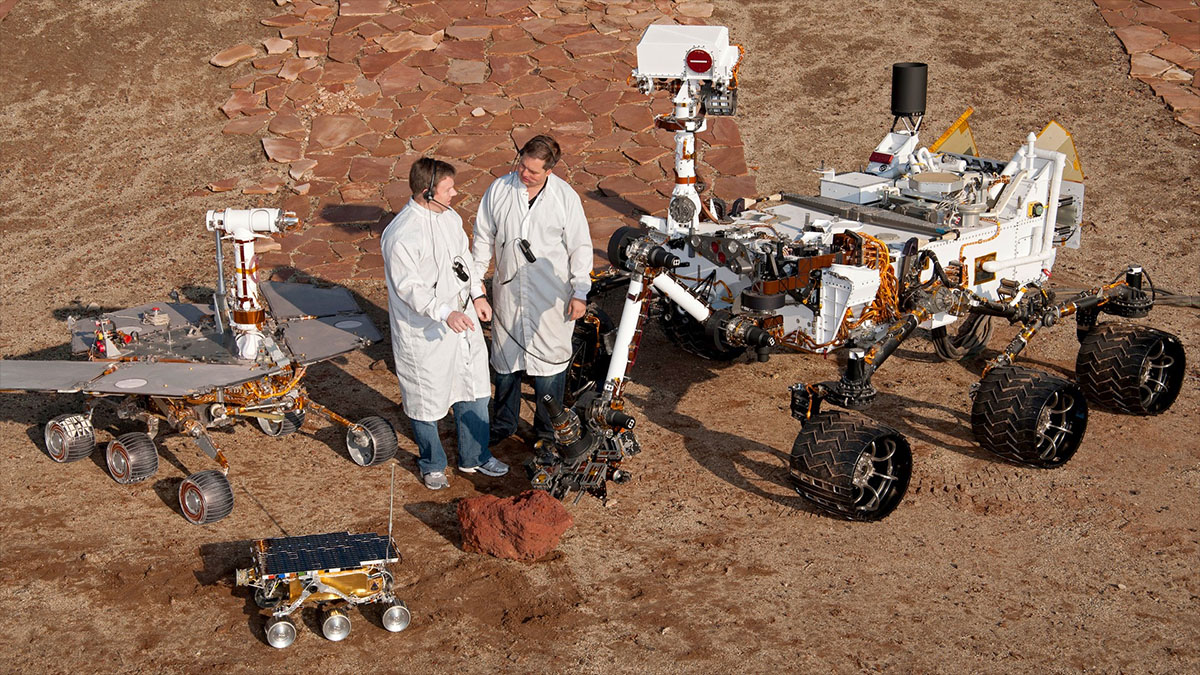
[256,409,305,437]
[178,470,234,525]
[321,607,351,641]
[43,414,95,463]
[106,432,159,484]
[265,616,297,649]
[381,601,412,633]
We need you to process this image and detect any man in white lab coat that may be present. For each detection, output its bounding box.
[472,135,593,447]
[381,157,509,490]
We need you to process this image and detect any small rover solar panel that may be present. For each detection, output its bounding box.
[259,532,398,578]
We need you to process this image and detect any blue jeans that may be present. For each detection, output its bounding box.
[491,369,567,445]
[410,397,492,474]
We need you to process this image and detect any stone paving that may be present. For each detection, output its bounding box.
[1095,0,1200,133]
[207,0,749,282]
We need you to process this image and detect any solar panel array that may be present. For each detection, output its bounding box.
[258,532,397,578]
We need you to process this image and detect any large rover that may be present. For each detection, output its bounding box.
[533,25,1186,519]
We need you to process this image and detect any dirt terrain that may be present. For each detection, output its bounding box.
[1,1,1198,673]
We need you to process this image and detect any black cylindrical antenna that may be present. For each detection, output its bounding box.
[891,62,928,118]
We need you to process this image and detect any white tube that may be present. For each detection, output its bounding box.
[604,275,647,384]
[981,250,1055,273]
[651,275,712,322]
[1032,147,1064,256]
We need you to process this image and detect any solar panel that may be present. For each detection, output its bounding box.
[257,532,398,578]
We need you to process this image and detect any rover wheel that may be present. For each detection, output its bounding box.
[321,607,351,642]
[265,616,297,649]
[346,416,398,467]
[256,409,305,437]
[105,432,159,484]
[657,297,745,361]
[1076,324,1185,415]
[971,366,1088,467]
[931,314,992,361]
[789,412,912,521]
[43,414,96,463]
[179,470,235,525]
[381,601,412,633]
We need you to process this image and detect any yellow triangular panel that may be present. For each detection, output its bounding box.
[1036,120,1084,182]
[929,107,979,156]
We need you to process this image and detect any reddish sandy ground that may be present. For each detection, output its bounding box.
[1,1,1198,673]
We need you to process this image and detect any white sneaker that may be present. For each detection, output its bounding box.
[422,471,449,490]
[459,457,509,477]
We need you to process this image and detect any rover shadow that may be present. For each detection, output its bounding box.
[195,539,271,646]
[404,500,462,549]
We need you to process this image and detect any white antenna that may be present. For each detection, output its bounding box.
[386,464,395,560]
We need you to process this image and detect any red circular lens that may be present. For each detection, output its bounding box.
[685,49,713,73]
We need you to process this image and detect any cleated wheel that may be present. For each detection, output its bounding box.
[256,409,305,437]
[971,366,1088,467]
[321,607,351,642]
[178,470,235,525]
[790,412,912,521]
[931,314,992,361]
[1076,324,1185,415]
[265,616,297,649]
[43,414,96,463]
[105,432,159,484]
[381,601,412,633]
[346,416,398,467]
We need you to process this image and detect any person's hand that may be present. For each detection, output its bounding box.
[446,310,475,333]
[567,297,587,321]
[473,296,492,322]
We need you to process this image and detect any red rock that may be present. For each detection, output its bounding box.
[375,62,423,95]
[310,115,371,150]
[339,182,381,202]
[437,39,487,60]
[371,137,408,157]
[457,491,573,561]
[286,81,319,102]
[296,36,325,58]
[230,73,257,90]
[348,157,394,182]
[263,37,293,55]
[544,99,588,124]
[465,94,516,115]
[529,45,571,70]
[486,0,526,15]
[244,182,283,196]
[448,59,488,84]
[516,89,564,111]
[208,178,239,192]
[446,23,492,40]
[491,37,539,55]
[511,107,542,125]
[612,104,653,132]
[211,44,257,67]
[676,1,713,18]
[585,129,634,151]
[328,34,364,63]
[340,0,389,16]
[705,116,742,147]
[374,12,413,31]
[220,90,260,118]
[394,114,433,139]
[703,146,748,175]
[412,136,442,153]
[622,145,667,163]
[1115,24,1167,53]
[280,24,316,39]
[321,62,361,84]
[1131,52,1175,79]
[439,133,509,156]
[487,54,529,84]
[263,138,304,163]
[563,33,623,58]
[262,13,303,28]
[290,159,319,180]
[1151,42,1200,69]
[222,114,272,135]
[715,175,757,199]
[506,74,551,97]
[598,174,652,196]
[379,30,443,53]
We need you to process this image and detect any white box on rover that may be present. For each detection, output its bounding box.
[635,25,739,79]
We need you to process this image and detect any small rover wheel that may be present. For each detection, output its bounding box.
[256,409,305,437]
[43,414,96,463]
[178,470,235,525]
[971,366,1088,467]
[1076,324,1185,415]
[105,432,159,484]
[346,416,398,467]
[265,616,297,649]
[381,601,412,633]
[321,607,351,642]
[931,314,992,361]
[789,412,912,521]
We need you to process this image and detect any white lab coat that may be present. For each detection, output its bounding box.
[380,200,490,421]
[472,172,592,376]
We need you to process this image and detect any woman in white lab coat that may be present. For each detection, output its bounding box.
[471,135,593,446]
[381,158,509,489]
